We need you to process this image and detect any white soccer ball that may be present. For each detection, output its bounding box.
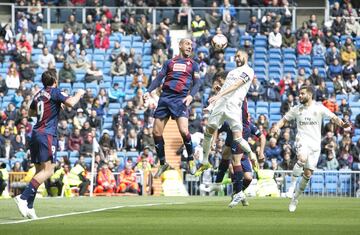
[211,34,228,50]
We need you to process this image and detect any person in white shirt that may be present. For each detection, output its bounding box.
[272,85,349,212]
[5,63,20,89]
[37,47,55,70]
[196,50,257,207]
[269,26,282,48]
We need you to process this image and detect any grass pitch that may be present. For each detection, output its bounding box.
[0,196,359,235]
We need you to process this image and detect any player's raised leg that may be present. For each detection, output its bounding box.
[153,117,170,178]
[194,125,215,176]
[176,117,196,174]
[286,160,305,198]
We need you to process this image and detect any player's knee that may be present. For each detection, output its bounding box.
[244,172,253,181]
[303,169,313,179]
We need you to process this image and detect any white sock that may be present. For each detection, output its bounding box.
[294,175,310,199]
[202,132,213,164]
[234,137,252,154]
[290,162,304,189]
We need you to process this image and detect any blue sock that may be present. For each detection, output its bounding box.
[182,133,193,161]
[215,159,230,183]
[233,165,243,194]
[154,136,166,165]
[21,179,40,203]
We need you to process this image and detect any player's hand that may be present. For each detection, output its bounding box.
[208,94,220,104]
[270,125,280,135]
[182,95,193,106]
[259,152,266,162]
[77,89,86,96]
[342,121,350,129]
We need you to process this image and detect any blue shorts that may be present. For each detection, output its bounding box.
[154,92,188,119]
[30,132,57,164]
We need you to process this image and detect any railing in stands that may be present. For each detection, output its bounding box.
[8,5,328,32]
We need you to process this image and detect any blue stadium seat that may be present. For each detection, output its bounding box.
[256,101,268,108]
[325,182,337,193]
[69,151,79,158]
[311,183,324,193]
[102,122,112,130]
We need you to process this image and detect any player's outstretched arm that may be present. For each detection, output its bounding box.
[271,118,288,135]
[331,116,350,128]
[258,133,266,160]
[64,89,85,107]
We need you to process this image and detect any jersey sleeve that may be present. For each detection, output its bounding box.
[319,102,336,119]
[52,88,69,104]
[284,105,298,121]
[192,61,200,80]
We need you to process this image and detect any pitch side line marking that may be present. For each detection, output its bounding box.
[0,202,186,225]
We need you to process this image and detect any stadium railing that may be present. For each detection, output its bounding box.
[184,170,360,198]
[9,5,328,32]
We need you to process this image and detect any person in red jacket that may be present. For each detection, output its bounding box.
[278,73,294,96]
[297,33,312,55]
[94,163,116,193]
[322,94,339,114]
[116,162,139,193]
[94,28,110,50]
[95,15,111,35]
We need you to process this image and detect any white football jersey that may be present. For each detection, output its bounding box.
[284,101,336,150]
[218,63,254,106]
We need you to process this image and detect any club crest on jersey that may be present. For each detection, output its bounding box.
[173,63,187,72]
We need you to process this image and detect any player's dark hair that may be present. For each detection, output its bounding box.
[300,84,315,97]
[41,71,56,87]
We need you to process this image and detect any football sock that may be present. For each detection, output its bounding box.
[294,175,310,199]
[215,159,230,183]
[182,133,193,161]
[154,135,166,165]
[242,178,252,191]
[233,165,243,194]
[202,132,213,164]
[234,137,252,154]
[290,162,304,190]
[21,178,40,204]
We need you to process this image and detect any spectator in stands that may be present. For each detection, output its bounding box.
[260,13,273,36]
[191,15,206,39]
[322,94,339,114]
[110,41,125,61]
[326,45,341,66]
[125,128,141,152]
[12,134,25,152]
[123,15,137,35]
[338,146,353,170]
[97,88,108,108]
[95,15,111,35]
[278,73,293,97]
[0,75,7,96]
[16,34,32,62]
[280,93,295,115]
[108,83,125,102]
[265,79,281,101]
[111,15,123,34]
[343,3,358,18]
[68,128,83,152]
[132,68,148,89]
[17,13,28,34]
[77,29,92,51]
[12,89,23,108]
[279,131,295,155]
[351,139,360,168]
[63,14,81,35]
[33,26,46,49]
[308,67,323,87]
[328,59,343,80]
[265,138,282,162]
[92,97,105,117]
[333,74,347,94]
[111,56,126,77]
[346,74,359,94]
[73,108,87,130]
[94,28,110,50]
[83,14,95,35]
[18,62,34,83]
[315,80,329,102]
[246,15,260,37]
[5,62,20,90]
[343,59,359,81]
[256,114,269,131]
[341,45,357,65]
[0,139,14,159]
[345,17,360,37]
[339,99,352,116]
[330,1,343,17]
[320,150,339,170]
[177,0,193,28]
[117,162,139,194]
[248,76,265,102]
[94,163,116,194]
[85,61,103,84]
[297,33,312,55]
[80,132,94,157]
[111,127,126,152]
[268,26,282,48]
[52,42,65,63]
[204,1,221,29]
[63,29,76,52]
[296,22,311,40]
[37,47,55,70]
[323,29,338,49]
[59,105,76,124]
[58,119,71,138]
[282,27,296,48]
[59,61,76,84]
[332,16,346,37]
[87,109,101,130]
[135,153,152,172]
[219,0,236,19]
[126,57,140,76]
[312,37,326,57]
[27,0,42,21]
[151,48,167,70]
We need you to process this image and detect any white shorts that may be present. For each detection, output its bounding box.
[207,101,243,132]
[296,142,321,171]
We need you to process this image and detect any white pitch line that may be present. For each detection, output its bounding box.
[0,202,186,225]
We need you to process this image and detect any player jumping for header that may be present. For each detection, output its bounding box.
[15,71,85,219]
[271,85,349,212]
[143,39,201,178]
[196,50,258,207]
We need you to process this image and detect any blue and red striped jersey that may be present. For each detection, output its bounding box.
[158,56,200,97]
[242,98,250,128]
[30,87,69,136]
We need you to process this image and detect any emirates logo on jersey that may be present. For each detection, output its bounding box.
[173,63,187,72]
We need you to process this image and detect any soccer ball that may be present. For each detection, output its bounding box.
[211,34,228,50]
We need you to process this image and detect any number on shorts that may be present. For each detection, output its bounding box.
[52,146,56,157]
[37,101,44,122]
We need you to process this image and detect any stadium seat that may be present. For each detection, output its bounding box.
[325,182,337,193]
[311,183,324,193]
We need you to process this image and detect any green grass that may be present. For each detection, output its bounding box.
[0,196,359,235]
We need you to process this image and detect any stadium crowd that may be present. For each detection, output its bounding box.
[0,0,359,196]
